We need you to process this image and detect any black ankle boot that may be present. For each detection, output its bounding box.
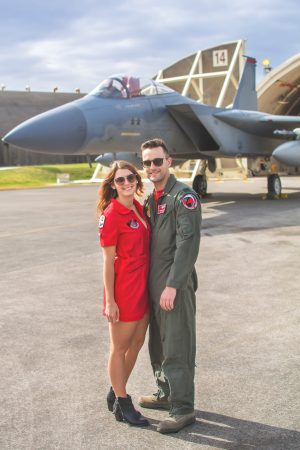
[106,387,116,412]
[113,396,149,426]
[107,389,141,417]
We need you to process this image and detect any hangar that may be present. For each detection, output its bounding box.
[153,40,300,177]
[0,40,299,167]
[257,53,300,115]
[154,41,300,115]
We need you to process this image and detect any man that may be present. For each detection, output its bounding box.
[138,138,201,433]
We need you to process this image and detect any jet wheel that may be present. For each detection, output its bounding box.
[267,174,282,196]
[192,174,207,197]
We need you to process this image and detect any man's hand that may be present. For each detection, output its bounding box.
[160,286,177,311]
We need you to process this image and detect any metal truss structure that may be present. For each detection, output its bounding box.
[154,40,247,178]
[154,39,245,108]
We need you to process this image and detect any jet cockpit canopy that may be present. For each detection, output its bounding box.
[89,75,174,98]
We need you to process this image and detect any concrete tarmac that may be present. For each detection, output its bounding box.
[1,177,300,450]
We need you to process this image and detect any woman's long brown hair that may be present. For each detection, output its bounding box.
[97,161,144,215]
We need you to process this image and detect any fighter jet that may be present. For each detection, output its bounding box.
[3,57,300,196]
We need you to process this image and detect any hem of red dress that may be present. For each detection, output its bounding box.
[103,308,149,323]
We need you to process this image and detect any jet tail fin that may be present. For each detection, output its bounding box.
[232,56,257,111]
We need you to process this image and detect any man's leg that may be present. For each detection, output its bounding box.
[138,309,170,409]
[149,310,170,398]
[158,285,196,432]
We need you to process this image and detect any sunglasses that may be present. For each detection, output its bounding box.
[142,158,165,167]
[114,174,137,185]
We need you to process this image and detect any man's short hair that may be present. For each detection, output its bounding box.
[141,138,170,157]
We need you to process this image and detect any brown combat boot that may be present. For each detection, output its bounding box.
[138,393,171,410]
[157,412,196,433]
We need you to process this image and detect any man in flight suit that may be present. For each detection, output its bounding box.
[138,138,201,433]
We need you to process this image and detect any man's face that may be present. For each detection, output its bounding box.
[142,147,171,187]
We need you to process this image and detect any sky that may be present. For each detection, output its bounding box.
[0,0,299,93]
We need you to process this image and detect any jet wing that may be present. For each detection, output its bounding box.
[214,109,300,137]
[259,115,300,126]
[166,104,219,152]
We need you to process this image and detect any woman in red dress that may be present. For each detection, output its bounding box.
[97,161,150,427]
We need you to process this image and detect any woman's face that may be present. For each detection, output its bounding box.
[112,168,137,199]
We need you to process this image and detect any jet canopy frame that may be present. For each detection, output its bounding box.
[89,75,174,99]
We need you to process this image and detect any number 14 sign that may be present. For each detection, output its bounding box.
[212,50,228,67]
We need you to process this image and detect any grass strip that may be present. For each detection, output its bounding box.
[0,164,96,189]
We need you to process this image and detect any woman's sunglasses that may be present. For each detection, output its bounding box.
[142,158,165,167]
[114,174,137,185]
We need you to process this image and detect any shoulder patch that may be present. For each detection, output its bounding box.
[181,193,198,210]
[98,215,106,229]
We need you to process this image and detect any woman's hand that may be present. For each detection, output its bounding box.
[105,301,119,323]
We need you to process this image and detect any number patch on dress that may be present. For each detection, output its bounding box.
[98,215,106,228]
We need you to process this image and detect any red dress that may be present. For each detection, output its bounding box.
[99,198,150,322]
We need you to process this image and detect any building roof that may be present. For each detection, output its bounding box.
[257,53,300,115]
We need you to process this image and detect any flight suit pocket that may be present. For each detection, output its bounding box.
[178,214,193,239]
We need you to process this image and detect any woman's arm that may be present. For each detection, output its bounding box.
[102,246,119,323]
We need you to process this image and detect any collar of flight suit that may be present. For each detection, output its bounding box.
[154,173,177,199]
[148,174,177,226]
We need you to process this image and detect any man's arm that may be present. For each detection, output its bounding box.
[166,191,201,290]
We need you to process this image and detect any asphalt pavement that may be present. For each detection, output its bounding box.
[0,177,300,450]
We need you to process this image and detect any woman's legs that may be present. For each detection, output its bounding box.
[108,314,149,397]
[124,314,149,383]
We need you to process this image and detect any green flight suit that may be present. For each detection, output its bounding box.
[145,174,201,415]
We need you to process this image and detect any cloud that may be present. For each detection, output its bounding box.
[0,0,299,92]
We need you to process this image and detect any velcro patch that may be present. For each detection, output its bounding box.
[98,215,105,228]
[127,219,139,229]
[181,193,198,210]
[157,204,166,214]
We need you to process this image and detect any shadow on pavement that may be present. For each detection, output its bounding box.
[158,410,300,449]
[200,191,300,237]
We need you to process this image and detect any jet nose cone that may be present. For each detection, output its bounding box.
[3,104,87,154]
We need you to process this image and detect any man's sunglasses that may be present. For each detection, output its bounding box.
[142,158,165,167]
[114,174,137,185]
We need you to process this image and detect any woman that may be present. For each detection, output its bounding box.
[97,161,150,427]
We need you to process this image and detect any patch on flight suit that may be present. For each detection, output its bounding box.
[181,193,198,210]
[127,219,139,229]
[146,204,151,218]
[98,215,105,228]
[144,198,151,218]
[157,204,166,214]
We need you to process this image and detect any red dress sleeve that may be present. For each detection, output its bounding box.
[99,209,119,247]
